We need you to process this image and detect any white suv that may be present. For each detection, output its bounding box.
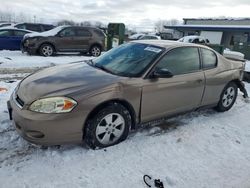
[178,35,209,44]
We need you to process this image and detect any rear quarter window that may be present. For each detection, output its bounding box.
[201,48,217,69]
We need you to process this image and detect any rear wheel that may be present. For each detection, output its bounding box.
[85,103,131,149]
[215,82,238,112]
[90,45,101,57]
[39,44,54,57]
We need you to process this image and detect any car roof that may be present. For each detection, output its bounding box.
[61,25,102,30]
[14,22,54,26]
[143,34,158,37]
[132,40,211,50]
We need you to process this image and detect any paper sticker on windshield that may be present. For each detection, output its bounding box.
[144,47,162,53]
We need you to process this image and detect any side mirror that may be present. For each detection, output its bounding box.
[150,68,173,78]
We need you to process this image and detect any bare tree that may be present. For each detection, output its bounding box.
[81,21,91,26]
[57,20,76,26]
[0,10,33,23]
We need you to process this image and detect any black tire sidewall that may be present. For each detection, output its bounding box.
[85,103,131,149]
[39,44,54,57]
[216,82,238,112]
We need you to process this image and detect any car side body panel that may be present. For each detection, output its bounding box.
[141,71,205,122]
[201,53,244,106]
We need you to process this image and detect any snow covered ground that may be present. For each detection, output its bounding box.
[0,50,92,68]
[1,51,250,188]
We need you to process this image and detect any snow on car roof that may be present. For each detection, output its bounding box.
[24,25,68,38]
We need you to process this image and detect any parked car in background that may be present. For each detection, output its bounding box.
[159,32,174,40]
[138,34,161,40]
[8,40,246,149]
[14,23,55,32]
[178,35,210,44]
[0,28,32,50]
[0,23,12,28]
[128,33,145,40]
[22,26,106,57]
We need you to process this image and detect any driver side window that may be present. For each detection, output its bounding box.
[155,47,200,75]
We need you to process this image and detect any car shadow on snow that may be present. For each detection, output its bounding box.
[131,108,217,137]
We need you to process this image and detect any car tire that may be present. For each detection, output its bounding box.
[215,82,238,112]
[90,45,101,57]
[39,44,55,57]
[85,103,131,149]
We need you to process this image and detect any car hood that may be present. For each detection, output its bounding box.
[17,62,121,103]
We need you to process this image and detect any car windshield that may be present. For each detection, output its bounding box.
[92,42,164,77]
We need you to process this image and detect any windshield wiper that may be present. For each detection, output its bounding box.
[85,59,94,66]
[94,64,115,75]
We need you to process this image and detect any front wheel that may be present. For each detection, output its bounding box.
[90,45,101,57]
[215,82,238,112]
[85,103,131,149]
[39,44,54,57]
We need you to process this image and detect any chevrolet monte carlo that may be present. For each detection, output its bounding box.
[8,40,246,149]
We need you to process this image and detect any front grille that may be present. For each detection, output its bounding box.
[15,95,25,108]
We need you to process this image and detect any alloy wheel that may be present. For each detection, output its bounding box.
[95,113,125,145]
[91,47,101,57]
[42,45,53,56]
[222,87,236,107]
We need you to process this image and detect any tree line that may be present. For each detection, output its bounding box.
[0,10,181,32]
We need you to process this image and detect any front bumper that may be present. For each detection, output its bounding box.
[21,40,39,54]
[8,94,87,146]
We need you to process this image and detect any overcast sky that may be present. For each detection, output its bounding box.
[1,0,250,30]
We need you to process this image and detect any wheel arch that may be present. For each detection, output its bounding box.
[89,43,103,52]
[231,79,242,87]
[83,99,137,136]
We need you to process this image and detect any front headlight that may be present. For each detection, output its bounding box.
[29,97,77,113]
